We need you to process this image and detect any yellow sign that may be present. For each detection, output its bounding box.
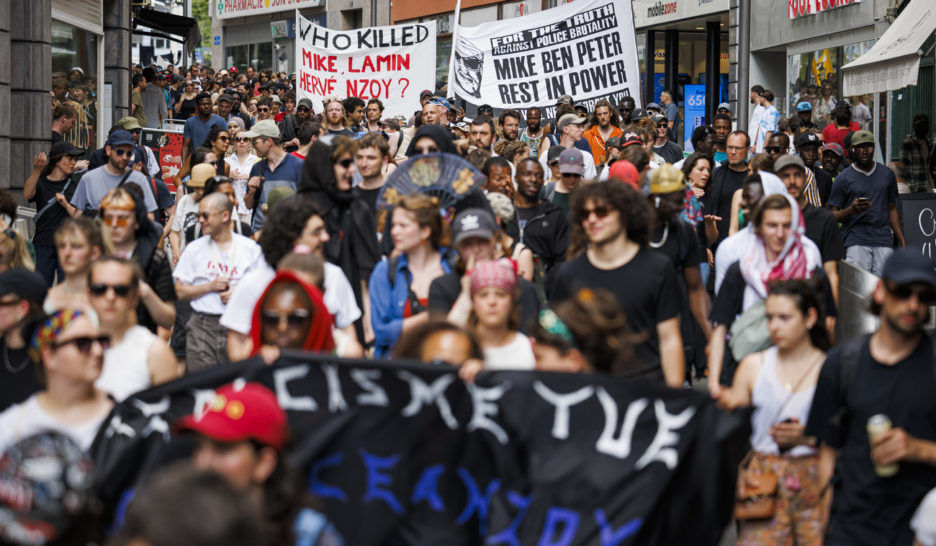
[811,49,834,85]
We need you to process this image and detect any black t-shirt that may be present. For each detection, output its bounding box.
[802,204,845,263]
[549,248,681,381]
[138,249,177,333]
[428,272,540,332]
[30,176,78,246]
[550,191,570,217]
[810,165,834,206]
[653,140,683,164]
[0,340,41,412]
[650,218,705,272]
[707,167,747,249]
[358,187,382,217]
[51,131,64,145]
[806,335,936,546]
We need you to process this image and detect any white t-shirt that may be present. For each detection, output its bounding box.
[483,332,536,370]
[173,233,263,315]
[749,104,765,149]
[538,145,597,181]
[225,153,260,220]
[220,260,361,334]
[0,395,108,453]
[171,193,200,253]
[912,488,936,546]
[96,325,155,402]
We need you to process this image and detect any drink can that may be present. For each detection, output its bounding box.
[867,414,898,477]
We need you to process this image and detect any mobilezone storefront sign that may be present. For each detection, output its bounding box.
[631,0,729,28]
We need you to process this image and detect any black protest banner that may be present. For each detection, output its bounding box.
[90,353,749,545]
[449,0,642,113]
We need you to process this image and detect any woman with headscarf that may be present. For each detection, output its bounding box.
[404,124,458,157]
[298,137,379,346]
[707,193,835,398]
[249,270,334,363]
[0,308,113,453]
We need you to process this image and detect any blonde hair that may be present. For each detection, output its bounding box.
[100,187,137,212]
[0,229,35,271]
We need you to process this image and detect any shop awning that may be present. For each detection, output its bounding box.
[132,8,201,55]
[842,0,936,96]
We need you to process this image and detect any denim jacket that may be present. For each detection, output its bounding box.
[369,252,451,358]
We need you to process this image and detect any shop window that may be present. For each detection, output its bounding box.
[787,40,875,132]
[436,38,452,90]
[51,19,98,155]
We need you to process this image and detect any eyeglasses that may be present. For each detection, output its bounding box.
[261,309,311,329]
[51,335,111,353]
[112,148,132,157]
[217,136,230,142]
[582,206,611,220]
[102,213,132,227]
[89,283,134,297]
[257,107,270,112]
[764,146,782,154]
[885,282,936,304]
[337,158,354,169]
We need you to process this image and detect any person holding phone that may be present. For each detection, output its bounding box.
[717,279,830,544]
[828,130,905,277]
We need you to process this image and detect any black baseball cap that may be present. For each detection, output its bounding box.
[881,249,936,287]
[50,141,82,157]
[795,132,821,148]
[547,145,564,165]
[0,269,48,304]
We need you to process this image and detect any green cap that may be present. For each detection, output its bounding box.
[117,117,142,131]
[851,130,875,146]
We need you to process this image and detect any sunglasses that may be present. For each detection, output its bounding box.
[51,335,111,353]
[198,211,221,220]
[112,148,133,156]
[261,309,311,329]
[217,136,230,142]
[582,206,611,219]
[456,55,482,70]
[297,107,310,112]
[234,136,250,142]
[885,282,936,304]
[89,283,135,297]
[657,123,669,128]
[257,107,270,112]
[337,158,354,168]
[102,214,132,227]
[764,146,782,153]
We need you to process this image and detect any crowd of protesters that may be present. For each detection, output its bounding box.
[1,63,936,546]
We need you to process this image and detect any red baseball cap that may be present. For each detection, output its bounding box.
[175,382,288,450]
[608,160,640,189]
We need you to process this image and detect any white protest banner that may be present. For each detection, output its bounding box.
[449,0,641,118]
[295,14,436,117]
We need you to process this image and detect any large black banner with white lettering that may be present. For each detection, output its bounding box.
[90,353,749,545]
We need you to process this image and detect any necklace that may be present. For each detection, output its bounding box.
[3,343,29,374]
[649,223,669,249]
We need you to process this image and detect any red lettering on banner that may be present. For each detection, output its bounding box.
[346,79,392,99]
[347,54,411,73]
[300,72,336,95]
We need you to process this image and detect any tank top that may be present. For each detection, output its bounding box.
[749,346,818,457]
[520,130,543,157]
[96,325,156,402]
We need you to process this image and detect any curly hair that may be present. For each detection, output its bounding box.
[531,287,643,375]
[258,196,323,267]
[567,180,652,258]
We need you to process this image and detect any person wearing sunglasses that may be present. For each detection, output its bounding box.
[174,192,263,373]
[0,269,48,412]
[650,113,682,165]
[0,308,113,453]
[550,181,686,388]
[806,249,936,546]
[88,257,178,401]
[205,125,233,177]
[69,130,159,219]
[249,270,334,363]
[278,98,314,153]
[99,187,176,334]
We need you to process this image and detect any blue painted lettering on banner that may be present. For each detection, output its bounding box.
[594,509,641,545]
[411,464,446,512]
[486,490,533,545]
[537,507,580,546]
[309,452,347,501]
[456,467,500,536]
[360,450,404,514]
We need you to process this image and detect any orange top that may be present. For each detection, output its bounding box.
[583,125,623,165]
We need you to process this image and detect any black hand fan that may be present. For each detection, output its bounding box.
[376,152,486,214]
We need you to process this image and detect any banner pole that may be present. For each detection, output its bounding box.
[447,0,463,102]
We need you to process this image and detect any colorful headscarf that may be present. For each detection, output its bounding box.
[28,308,88,364]
[250,270,335,355]
[739,193,820,299]
[537,308,578,349]
[470,259,517,297]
